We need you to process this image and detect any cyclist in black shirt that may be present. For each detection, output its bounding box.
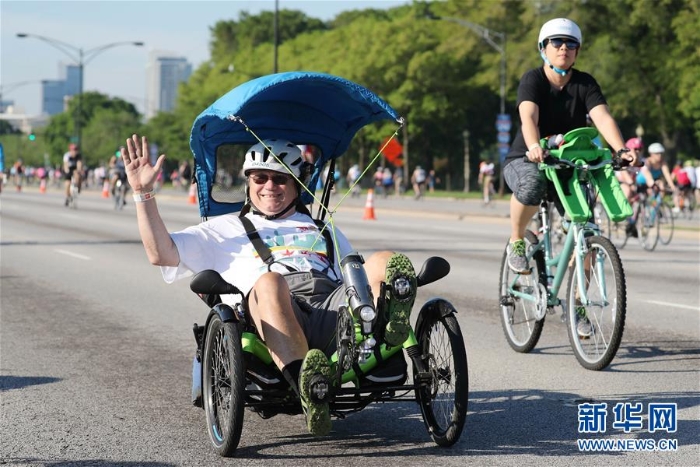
[503,18,637,274]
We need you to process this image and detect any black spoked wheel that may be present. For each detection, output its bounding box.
[414,304,468,447]
[203,315,245,457]
[566,236,626,370]
[658,202,674,245]
[499,231,547,353]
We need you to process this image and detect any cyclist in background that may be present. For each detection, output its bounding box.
[478,159,496,206]
[672,160,693,213]
[616,137,643,203]
[636,142,676,199]
[63,143,82,206]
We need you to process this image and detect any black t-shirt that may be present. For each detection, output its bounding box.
[504,67,607,167]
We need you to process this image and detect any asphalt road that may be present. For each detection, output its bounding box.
[1,186,698,466]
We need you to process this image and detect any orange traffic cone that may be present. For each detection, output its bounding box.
[39,179,47,193]
[188,183,197,204]
[363,188,376,220]
[102,180,110,198]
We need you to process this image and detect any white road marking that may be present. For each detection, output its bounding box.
[54,249,91,261]
[645,300,700,311]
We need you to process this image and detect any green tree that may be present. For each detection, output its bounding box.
[82,108,142,168]
[43,92,140,166]
[167,0,699,191]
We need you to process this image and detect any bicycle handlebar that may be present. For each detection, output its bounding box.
[523,153,631,171]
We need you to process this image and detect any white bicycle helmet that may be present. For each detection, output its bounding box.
[243,139,304,177]
[538,18,583,50]
[648,142,665,154]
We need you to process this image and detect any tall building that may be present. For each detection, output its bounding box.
[146,51,192,119]
[40,63,80,116]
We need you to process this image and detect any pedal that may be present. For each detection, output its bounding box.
[499,296,514,307]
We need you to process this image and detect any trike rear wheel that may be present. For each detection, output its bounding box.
[414,307,468,447]
[203,315,245,456]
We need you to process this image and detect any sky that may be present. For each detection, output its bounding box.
[0,0,410,117]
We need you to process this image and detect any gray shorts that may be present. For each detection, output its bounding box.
[283,271,345,356]
[503,157,548,206]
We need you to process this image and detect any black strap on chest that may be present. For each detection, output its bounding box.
[239,214,335,271]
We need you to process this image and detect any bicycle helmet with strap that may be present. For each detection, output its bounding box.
[243,139,304,177]
[538,18,582,77]
[241,139,312,220]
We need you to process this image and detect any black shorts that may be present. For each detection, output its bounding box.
[503,157,547,206]
[283,270,345,356]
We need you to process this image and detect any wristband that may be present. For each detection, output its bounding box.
[528,143,541,151]
[133,190,156,203]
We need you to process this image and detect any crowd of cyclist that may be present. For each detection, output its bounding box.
[615,138,699,234]
[3,142,700,217]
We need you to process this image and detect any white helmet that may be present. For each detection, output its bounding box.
[243,139,304,177]
[538,18,583,50]
[648,142,665,154]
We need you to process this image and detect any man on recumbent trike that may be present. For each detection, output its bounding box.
[120,134,418,436]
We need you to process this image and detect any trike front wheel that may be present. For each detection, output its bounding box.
[203,314,246,456]
[414,304,468,447]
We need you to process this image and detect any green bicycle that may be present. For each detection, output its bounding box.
[499,128,632,370]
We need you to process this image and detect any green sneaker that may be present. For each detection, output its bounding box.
[384,253,417,347]
[507,239,530,274]
[575,307,592,339]
[299,349,332,436]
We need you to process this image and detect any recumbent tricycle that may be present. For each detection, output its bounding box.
[185,72,468,456]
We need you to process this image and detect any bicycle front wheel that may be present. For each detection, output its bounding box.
[608,220,629,250]
[498,231,546,353]
[639,203,660,251]
[658,202,674,245]
[69,184,78,209]
[566,235,626,370]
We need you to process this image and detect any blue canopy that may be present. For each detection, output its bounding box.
[189,71,402,217]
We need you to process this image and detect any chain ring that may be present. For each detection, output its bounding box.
[336,307,356,384]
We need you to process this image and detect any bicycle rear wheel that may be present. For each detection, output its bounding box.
[566,235,626,370]
[414,309,468,447]
[499,231,546,353]
[658,202,674,245]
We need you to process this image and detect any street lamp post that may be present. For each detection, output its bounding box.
[16,33,143,146]
[0,80,42,113]
[273,0,279,73]
[426,13,508,193]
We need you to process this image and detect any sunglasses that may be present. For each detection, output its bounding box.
[249,172,292,186]
[547,38,580,50]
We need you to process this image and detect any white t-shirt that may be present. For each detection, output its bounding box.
[161,211,353,305]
